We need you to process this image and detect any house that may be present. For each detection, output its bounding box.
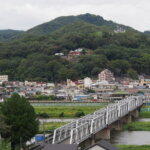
[55,53,64,56]
[75,80,84,89]
[0,75,8,84]
[84,77,92,88]
[75,48,83,52]
[85,140,119,150]
[68,51,81,56]
[140,77,150,86]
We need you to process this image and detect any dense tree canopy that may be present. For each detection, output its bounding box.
[1,93,39,148]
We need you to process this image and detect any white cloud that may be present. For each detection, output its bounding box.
[0,0,150,31]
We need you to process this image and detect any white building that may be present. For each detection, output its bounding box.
[55,53,64,56]
[114,26,126,33]
[84,77,92,88]
[0,75,8,84]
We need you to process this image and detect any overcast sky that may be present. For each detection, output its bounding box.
[0,0,150,31]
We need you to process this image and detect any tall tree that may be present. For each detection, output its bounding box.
[1,93,39,149]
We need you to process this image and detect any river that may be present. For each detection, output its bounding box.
[110,118,150,145]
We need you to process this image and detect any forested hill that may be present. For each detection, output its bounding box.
[27,13,134,35]
[0,30,24,41]
[0,13,150,82]
[144,31,150,36]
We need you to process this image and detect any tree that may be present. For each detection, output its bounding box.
[0,114,10,137]
[1,93,39,149]
[127,69,138,80]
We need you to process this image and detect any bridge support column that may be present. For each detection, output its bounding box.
[94,127,110,141]
[78,137,95,149]
[131,109,139,119]
[126,114,132,123]
[109,120,123,131]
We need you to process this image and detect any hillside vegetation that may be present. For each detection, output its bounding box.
[0,13,150,82]
[0,29,24,41]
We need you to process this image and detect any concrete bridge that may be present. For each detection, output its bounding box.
[52,95,147,149]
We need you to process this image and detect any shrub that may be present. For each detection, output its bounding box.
[74,111,85,117]
[59,112,64,118]
[38,113,49,118]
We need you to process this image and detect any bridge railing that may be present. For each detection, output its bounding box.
[70,123,91,144]
[90,114,106,134]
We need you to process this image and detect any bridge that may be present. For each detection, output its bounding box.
[51,95,147,149]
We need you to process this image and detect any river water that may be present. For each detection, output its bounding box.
[110,118,150,145]
[39,118,75,123]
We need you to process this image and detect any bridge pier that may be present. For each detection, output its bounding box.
[78,136,95,149]
[126,114,132,123]
[94,127,110,141]
[109,120,123,131]
[131,109,139,119]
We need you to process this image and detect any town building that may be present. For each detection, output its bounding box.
[98,69,115,82]
[140,78,150,86]
[0,75,8,84]
[68,51,81,56]
[55,53,64,56]
[84,77,92,88]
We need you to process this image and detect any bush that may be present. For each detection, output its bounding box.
[59,112,64,118]
[74,111,85,117]
[38,113,49,118]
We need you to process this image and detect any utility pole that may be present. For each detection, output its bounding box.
[43,121,45,144]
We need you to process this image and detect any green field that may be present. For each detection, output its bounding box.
[34,105,105,118]
[39,122,66,133]
[117,145,150,150]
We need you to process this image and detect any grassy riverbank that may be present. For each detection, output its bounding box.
[117,145,150,150]
[139,111,150,118]
[39,122,66,133]
[123,122,150,131]
[34,105,105,118]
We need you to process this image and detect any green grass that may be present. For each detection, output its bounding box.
[34,105,104,118]
[139,111,150,118]
[123,122,150,131]
[39,122,66,133]
[117,145,150,150]
[0,140,11,150]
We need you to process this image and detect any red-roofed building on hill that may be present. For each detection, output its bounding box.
[68,51,81,56]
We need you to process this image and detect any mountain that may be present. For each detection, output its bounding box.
[0,29,24,41]
[144,31,150,36]
[27,13,133,35]
[0,13,149,82]
[0,13,136,41]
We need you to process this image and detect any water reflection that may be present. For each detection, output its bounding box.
[111,130,150,145]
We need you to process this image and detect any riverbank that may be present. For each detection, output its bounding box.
[139,111,150,118]
[123,122,150,131]
[117,145,150,150]
[39,122,66,133]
